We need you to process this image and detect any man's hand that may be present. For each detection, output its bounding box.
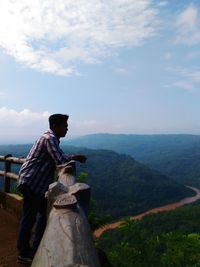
[71,154,87,163]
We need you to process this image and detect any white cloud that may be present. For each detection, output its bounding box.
[70,119,127,136]
[188,70,200,82]
[157,1,168,7]
[175,4,200,45]
[172,81,194,91]
[188,51,200,59]
[164,52,172,60]
[0,107,199,142]
[114,67,130,74]
[0,107,135,142]
[166,66,200,91]
[0,0,159,76]
[175,67,200,83]
[0,107,50,142]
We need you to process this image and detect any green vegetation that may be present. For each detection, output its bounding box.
[76,171,88,183]
[0,144,194,219]
[1,139,200,266]
[88,198,112,230]
[97,202,200,267]
[76,171,112,230]
[72,148,194,219]
[67,134,200,187]
[10,184,22,197]
[1,141,200,265]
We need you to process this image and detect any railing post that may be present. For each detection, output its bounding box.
[31,161,101,267]
[4,154,12,193]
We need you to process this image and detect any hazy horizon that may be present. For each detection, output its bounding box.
[0,131,199,146]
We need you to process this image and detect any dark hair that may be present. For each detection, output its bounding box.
[49,114,69,129]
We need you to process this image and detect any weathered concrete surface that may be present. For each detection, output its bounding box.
[31,161,100,267]
[32,204,100,267]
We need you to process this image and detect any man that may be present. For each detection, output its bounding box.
[16,114,86,265]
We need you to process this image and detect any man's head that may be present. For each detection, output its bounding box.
[49,114,69,138]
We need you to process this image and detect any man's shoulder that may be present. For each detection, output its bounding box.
[41,130,58,143]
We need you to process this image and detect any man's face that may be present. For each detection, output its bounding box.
[54,121,68,138]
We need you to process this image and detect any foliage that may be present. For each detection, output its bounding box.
[76,171,88,183]
[161,232,200,267]
[67,133,200,188]
[76,171,112,230]
[97,203,200,267]
[88,198,112,230]
[1,140,200,265]
[72,148,193,219]
[10,183,23,197]
[0,144,194,219]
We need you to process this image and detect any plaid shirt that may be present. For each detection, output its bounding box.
[17,129,71,196]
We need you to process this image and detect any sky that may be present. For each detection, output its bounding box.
[0,0,200,143]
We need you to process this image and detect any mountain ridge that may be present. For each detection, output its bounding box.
[0,144,194,219]
[66,133,200,187]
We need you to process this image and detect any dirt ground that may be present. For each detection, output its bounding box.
[0,208,26,267]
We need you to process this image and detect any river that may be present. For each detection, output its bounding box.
[94,186,200,238]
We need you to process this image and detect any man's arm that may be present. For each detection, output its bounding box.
[46,137,72,165]
[70,154,87,163]
[46,137,87,164]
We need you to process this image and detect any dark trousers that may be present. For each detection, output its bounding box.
[16,185,47,257]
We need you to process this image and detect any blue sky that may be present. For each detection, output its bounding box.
[0,0,200,143]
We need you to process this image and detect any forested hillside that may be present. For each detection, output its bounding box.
[97,201,200,267]
[0,144,193,219]
[67,134,200,154]
[67,134,200,186]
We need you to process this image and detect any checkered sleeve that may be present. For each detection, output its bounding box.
[45,136,71,165]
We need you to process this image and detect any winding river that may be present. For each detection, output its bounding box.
[94,186,200,238]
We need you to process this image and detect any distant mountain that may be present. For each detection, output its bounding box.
[66,134,200,186]
[0,144,193,219]
[66,134,200,157]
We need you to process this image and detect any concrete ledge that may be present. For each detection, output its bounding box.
[0,191,22,220]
